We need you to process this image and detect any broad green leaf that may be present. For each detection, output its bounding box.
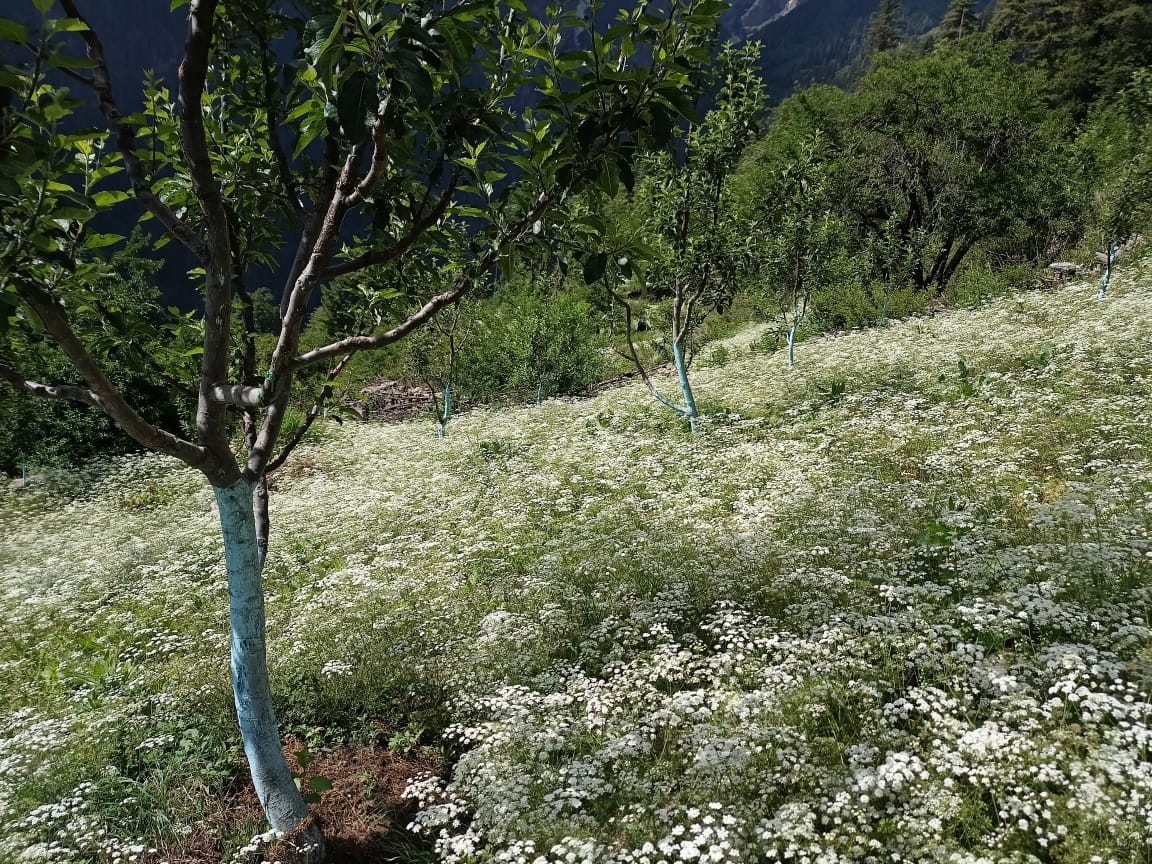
[583,251,607,284]
[295,748,314,770]
[49,18,90,33]
[0,17,29,42]
[336,70,374,146]
[92,190,131,208]
[83,233,124,249]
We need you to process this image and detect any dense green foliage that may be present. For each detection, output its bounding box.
[0,237,194,475]
[990,0,1152,115]
[754,38,1071,298]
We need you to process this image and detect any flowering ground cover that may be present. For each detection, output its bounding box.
[2,259,1151,864]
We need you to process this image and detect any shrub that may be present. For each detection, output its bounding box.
[459,292,609,404]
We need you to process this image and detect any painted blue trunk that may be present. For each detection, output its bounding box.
[1099,242,1115,299]
[438,384,452,438]
[787,318,798,368]
[214,481,322,858]
[672,340,699,433]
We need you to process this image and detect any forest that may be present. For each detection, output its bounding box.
[1,0,1152,862]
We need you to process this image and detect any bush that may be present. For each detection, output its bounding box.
[946,259,1038,308]
[458,291,609,404]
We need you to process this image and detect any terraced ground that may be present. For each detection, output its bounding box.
[2,258,1151,864]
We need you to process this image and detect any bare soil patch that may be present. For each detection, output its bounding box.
[151,739,441,863]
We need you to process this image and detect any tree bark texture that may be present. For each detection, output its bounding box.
[214,481,324,862]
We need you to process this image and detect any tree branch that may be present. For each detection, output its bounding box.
[344,113,391,210]
[609,289,687,414]
[322,174,458,280]
[13,280,206,468]
[56,0,209,261]
[0,361,104,410]
[179,0,237,468]
[243,145,367,480]
[281,137,340,319]
[207,383,264,407]
[291,189,552,371]
[266,353,354,474]
[254,21,303,219]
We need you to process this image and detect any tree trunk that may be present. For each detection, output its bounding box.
[438,383,452,439]
[1099,241,1115,299]
[879,276,891,326]
[214,480,325,862]
[672,339,699,433]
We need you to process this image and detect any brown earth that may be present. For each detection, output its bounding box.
[150,739,442,864]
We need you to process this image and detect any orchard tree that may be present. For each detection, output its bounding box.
[866,213,921,327]
[743,131,847,367]
[406,292,470,437]
[580,41,764,430]
[809,37,1069,296]
[0,0,720,857]
[854,38,1068,295]
[1077,68,1152,298]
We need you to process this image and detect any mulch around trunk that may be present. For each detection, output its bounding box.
[150,739,442,864]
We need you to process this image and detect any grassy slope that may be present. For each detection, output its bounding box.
[2,257,1151,863]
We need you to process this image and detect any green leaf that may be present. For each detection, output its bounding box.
[170,0,190,9]
[92,190,131,208]
[295,747,314,771]
[336,70,374,146]
[308,776,333,793]
[583,251,607,284]
[292,117,323,159]
[658,86,699,123]
[32,0,53,14]
[83,233,123,249]
[520,45,552,63]
[0,18,28,42]
[50,18,90,33]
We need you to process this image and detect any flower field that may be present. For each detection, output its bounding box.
[2,261,1152,864]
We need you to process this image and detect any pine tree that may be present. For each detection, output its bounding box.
[866,0,904,58]
[939,0,976,41]
[990,0,1152,115]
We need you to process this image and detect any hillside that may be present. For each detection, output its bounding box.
[749,0,994,98]
[2,258,1152,861]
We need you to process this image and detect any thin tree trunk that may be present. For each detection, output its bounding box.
[937,237,975,293]
[438,383,452,438]
[1099,241,1115,299]
[672,338,699,433]
[610,291,690,416]
[214,480,324,862]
